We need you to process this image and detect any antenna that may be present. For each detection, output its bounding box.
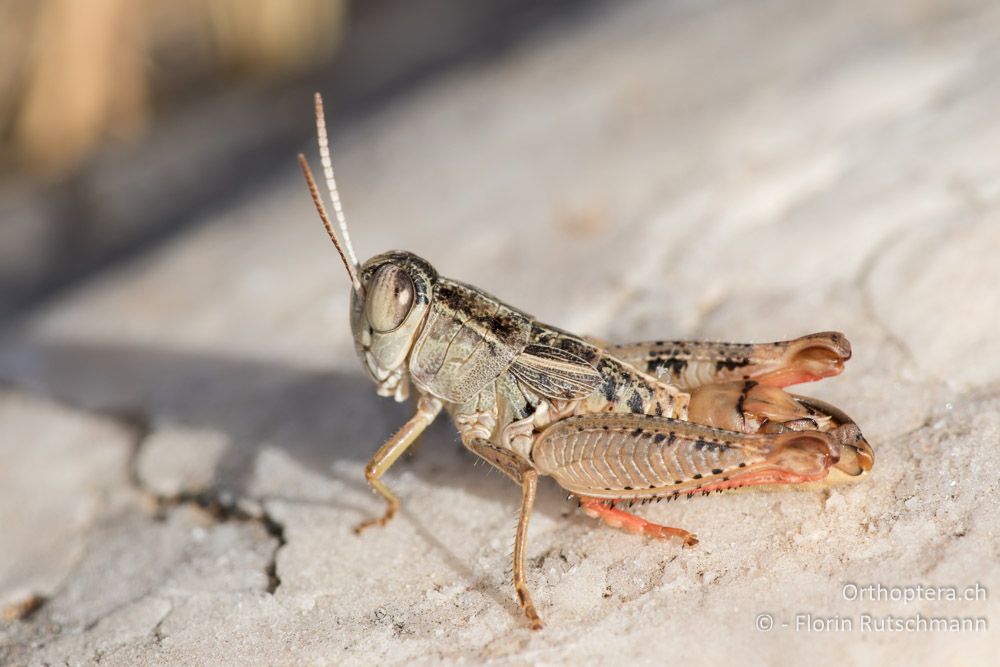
[313,92,359,268]
[298,154,363,295]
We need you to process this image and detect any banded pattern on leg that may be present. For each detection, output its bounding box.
[530,413,838,500]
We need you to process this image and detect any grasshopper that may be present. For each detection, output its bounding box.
[298,94,874,629]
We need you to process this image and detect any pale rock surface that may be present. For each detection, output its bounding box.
[0,391,135,611]
[2,0,999,664]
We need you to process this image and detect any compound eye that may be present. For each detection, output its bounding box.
[366,264,414,332]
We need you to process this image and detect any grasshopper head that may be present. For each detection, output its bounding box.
[350,252,437,400]
[298,94,438,401]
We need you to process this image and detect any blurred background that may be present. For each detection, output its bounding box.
[2,1,998,663]
[0,0,594,321]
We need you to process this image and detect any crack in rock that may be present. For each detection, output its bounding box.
[105,406,289,595]
[149,601,173,648]
[144,490,288,596]
[854,228,921,370]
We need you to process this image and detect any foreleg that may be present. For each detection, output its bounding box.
[355,395,442,533]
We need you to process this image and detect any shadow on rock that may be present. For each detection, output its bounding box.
[0,338,570,520]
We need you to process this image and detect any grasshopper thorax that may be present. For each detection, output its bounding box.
[351,251,438,399]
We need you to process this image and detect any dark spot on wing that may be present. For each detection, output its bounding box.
[603,380,618,402]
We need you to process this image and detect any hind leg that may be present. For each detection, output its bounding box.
[687,381,874,476]
[608,331,852,390]
[578,497,698,546]
[532,413,841,503]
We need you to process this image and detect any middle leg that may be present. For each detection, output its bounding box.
[515,469,543,630]
[464,437,543,629]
